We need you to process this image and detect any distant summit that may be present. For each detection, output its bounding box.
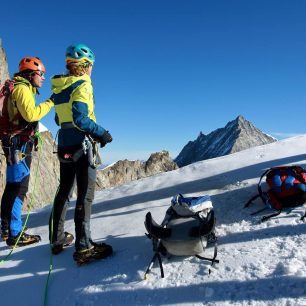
[175,115,276,167]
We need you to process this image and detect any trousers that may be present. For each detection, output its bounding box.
[50,153,96,251]
[1,139,33,237]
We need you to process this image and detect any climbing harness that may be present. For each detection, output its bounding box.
[0,131,43,263]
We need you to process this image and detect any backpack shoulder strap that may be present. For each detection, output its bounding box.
[144,212,171,239]
[0,79,15,96]
[161,207,177,227]
[257,168,272,196]
[261,210,282,222]
[189,210,215,237]
[244,168,271,208]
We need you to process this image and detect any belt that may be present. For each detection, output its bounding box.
[60,122,75,129]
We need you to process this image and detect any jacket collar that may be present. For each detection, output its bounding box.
[13,76,38,95]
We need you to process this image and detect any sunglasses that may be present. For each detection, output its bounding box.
[34,71,45,77]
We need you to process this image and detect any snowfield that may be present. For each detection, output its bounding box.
[0,135,306,306]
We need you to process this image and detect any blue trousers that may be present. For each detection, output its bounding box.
[1,140,32,237]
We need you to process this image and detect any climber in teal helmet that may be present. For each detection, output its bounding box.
[49,43,113,264]
[65,43,95,63]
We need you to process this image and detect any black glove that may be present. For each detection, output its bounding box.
[98,130,113,148]
[49,93,55,102]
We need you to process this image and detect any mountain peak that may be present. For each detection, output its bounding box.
[235,115,248,127]
[236,114,246,122]
[175,116,276,167]
[224,115,258,134]
[226,115,248,128]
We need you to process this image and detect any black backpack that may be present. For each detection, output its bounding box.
[144,194,219,278]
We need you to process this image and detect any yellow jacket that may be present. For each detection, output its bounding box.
[9,76,53,126]
[51,73,105,147]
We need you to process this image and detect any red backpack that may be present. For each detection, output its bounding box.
[0,79,16,138]
[245,165,306,221]
[0,79,29,139]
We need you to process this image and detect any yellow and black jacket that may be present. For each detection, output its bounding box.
[51,74,105,147]
[8,76,53,133]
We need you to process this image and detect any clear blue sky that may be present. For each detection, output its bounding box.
[2,0,306,164]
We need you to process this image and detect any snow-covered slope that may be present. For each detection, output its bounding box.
[0,135,306,306]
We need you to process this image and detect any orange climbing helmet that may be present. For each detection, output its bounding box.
[19,57,46,73]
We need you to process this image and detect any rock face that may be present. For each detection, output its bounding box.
[175,115,276,167]
[96,151,178,189]
[0,40,10,205]
[25,131,60,209]
[0,39,9,83]
[0,130,60,210]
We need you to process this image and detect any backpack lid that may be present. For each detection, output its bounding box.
[171,193,213,217]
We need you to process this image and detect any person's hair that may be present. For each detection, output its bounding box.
[66,61,92,76]
[13,69,36,80]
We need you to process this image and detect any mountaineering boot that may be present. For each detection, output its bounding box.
[2,226,28,241]
[73,242,113,265]
[1,229,9,241]
[52,232,74,255]
[6,232,41,248]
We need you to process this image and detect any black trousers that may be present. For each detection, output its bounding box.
[1,140,33,237]
[50,154,96,251]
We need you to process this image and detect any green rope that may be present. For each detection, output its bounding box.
[43,186,58,306]
[0,131,43,264]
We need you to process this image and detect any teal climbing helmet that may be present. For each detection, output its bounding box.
[66,43,95,63]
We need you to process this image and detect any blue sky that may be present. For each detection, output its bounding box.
[2,0,306,164]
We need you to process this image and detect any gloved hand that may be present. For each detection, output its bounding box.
[98,130,113,147]
[49,93,56,102]
[48,94,55,106]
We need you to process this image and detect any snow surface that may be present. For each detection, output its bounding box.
[0,136,306,306]
[38,122,49,133]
